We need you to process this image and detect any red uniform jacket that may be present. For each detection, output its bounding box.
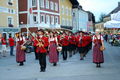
[77,35,87,47]
[36,36,49,53]
[68,35,76,45]
[60,36,69,46]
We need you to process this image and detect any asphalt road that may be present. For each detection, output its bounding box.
[0,42,120,80]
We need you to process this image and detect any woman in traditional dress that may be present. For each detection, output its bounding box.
[16,33,26,66]
[48,31,59,66]
[92,29,105,68]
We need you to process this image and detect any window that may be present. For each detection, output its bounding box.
[41,14,45,23]
[62,18,65,25]
[46,0,49,9]
[8,0,13,5]
[50,1,54,10]
[40,0,44,8]
[11,9,14,13]
[55,3,58,11]
[8,17,13,27]
[61,5,64,14]
[66,7,68,15]
[69,8,72,15]
[32,0,37,7]
[55,16,58,24]
[51,16,54,24]
[46,15,50,24]
[33,15,37,23]
[8,9,11,13]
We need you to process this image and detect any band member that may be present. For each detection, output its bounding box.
[68,32,75,57]
[8,35,15,56]
[1,35,7,57]
[48,31,59,66]
[77,31,86,60]
[60,32,69,60]
[93,30,104,68]
[36,29,48,72]
[16,33,26,66]
[32,32,39,60]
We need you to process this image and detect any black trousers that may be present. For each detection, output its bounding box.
[38,53,46,71]
[34,47,38,59]
[62,46,68,60]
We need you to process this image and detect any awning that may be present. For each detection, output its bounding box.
[111,11,120,21]
[104,20,120,28]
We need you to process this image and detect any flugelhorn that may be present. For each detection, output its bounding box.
[27,29,44,47]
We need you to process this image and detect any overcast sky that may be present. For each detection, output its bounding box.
[78,0,120,21]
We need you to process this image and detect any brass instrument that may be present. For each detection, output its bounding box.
[27,29,44,47]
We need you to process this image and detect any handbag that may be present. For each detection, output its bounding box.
[100,45,105,51]
[57,46,62,52]
[21,45,26,50]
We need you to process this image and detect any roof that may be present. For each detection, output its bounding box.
[104,2,120,17]
[69,0,79,7]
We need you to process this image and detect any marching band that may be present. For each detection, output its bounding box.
[0,28,105,72]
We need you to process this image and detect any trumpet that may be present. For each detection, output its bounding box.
[27,29,44,47]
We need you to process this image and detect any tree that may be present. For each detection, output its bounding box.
[98,13,106,22]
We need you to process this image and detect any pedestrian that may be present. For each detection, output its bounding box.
[36,29,48,72]
[1,35,7,57]
[48,31,59,66]
[16,33,26,66]
[92,29,105,68]
[104,34,108,42]
[8,35,15,56]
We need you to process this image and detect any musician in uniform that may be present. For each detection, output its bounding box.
[60,32,69,60]
[36,29,48,72]
[77,31,86,60]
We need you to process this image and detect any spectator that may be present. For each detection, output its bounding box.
[8,35,15,56]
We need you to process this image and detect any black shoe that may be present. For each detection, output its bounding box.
[19,63,24,66]
[53,63,57,66]
[11,54,15,56]
[80,58,84,60]
[40,69,45,72]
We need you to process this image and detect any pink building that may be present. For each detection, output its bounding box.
[18,0,60,32]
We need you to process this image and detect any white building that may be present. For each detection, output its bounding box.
[72,6,88,32]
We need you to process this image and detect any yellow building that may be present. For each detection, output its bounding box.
[95,22,104,33]
[60,0,73,29]
[0,0,19,38]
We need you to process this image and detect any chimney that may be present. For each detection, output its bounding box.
[118,2,120,6]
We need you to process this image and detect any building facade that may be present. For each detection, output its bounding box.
[87,11,95,32]
[0,0,19,38]
[19,0,60,32]
[72,6,88,32]
[95,22,104,32]
[60,0,72,30]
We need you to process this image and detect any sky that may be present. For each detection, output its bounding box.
[78,0,120,21]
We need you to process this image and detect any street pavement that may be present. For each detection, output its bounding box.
[0,42,120,80]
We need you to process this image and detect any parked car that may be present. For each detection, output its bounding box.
[24,40,34,53]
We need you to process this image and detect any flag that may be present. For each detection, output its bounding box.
[29,8,32,14]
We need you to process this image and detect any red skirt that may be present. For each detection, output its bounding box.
[49,42,58,63]
[93,43,104,63]
[16,44,26,63]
